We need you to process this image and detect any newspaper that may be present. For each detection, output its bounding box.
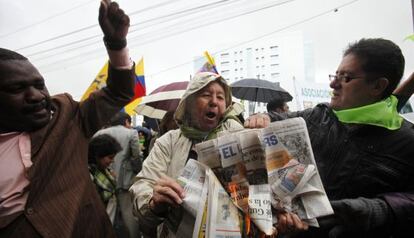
[178,118,333,236]
[206,169,242,238]
[178,159,242,238]
[238,130,274,235]
[177,159,208,217]
[196,130,276,235]
[248,184,274,235]
[263,118,333,220]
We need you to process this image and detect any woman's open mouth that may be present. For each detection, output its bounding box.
[206,111,217,119]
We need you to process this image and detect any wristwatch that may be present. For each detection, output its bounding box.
[103,36,127,50]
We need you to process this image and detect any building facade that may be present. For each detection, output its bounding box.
[194,31,333,116]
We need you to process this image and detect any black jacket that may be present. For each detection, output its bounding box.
[269,103,414,237]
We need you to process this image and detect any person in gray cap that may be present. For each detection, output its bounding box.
[130,72,243,237]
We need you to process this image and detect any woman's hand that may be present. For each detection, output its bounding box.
[150,175,185,215]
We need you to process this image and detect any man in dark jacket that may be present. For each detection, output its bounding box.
[245,38,414,237]
[0,1,135,237]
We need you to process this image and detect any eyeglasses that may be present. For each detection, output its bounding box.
[329,74,365,83]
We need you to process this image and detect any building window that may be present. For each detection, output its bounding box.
[221,69,230,77]
[271,72,280,80]
[221,61,230,66]
[270,46,279,55]
[270,55,280,64]
[270,63,279,70]
[220,53,229,61]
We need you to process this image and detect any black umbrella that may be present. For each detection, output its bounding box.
[230,78,293,103]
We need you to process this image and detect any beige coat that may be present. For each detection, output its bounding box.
[130,119,242,237]
[129,72,244,237]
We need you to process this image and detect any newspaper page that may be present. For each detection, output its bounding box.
[217,133,249,212]
[177,159,208,217]
[178,159,242,238]
[181,117,333,236]
[248,184,275,235]
[196,136,249,212]
[177,159,209,238]
[206,169,242,238]
[263,117,333,219]
[196,139,221,169]
[238,130,274,235]
[238,130,268,186]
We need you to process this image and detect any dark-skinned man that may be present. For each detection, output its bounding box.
[0,1,135,237]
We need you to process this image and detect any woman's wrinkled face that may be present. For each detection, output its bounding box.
[189,81,227,131]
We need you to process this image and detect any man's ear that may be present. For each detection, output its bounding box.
[370,77,389,97]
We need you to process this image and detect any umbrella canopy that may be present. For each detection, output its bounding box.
[230,78,293,103]
[134,81,189,119]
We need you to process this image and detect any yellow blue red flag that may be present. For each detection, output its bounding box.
[197,51,218,74]
[124,58,146,115]
[81,58,146,115]
[81,62,109,101]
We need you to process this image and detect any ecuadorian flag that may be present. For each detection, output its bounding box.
[197,51,218,74]
[81,58,146,115]
[125,58,146,115]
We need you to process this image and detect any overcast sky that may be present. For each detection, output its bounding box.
[0,0,413,100]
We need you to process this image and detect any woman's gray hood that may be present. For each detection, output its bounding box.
[174,72,232,126]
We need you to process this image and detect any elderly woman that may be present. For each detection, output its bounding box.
[129,72,243,237]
